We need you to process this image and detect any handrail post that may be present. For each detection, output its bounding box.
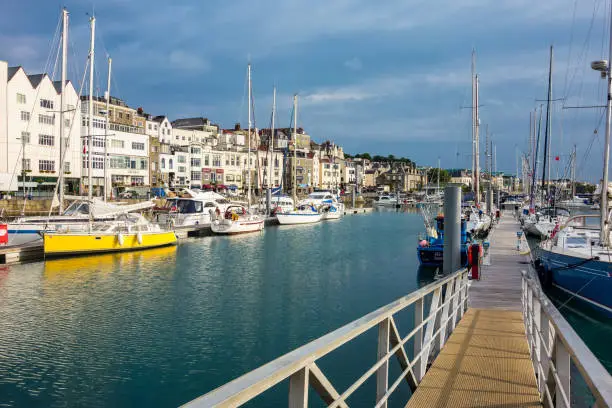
[413,298,424,382]
[539,306,551,402]
[439,278,455,349]
[555,336,571,408]
[376,318,390,408]
[289,367,309,408]
[532,294,542,376]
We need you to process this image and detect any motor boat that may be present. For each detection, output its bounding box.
[43,213,177,257]
[276,204,323,225]
[537,214,611,316]
[211,204,264,235]
[374,194,399,207]
[155,189,231,232]
[464,206,492,238]
[299,191,344,220]
[250,195,295,215]
[558,196,590,208]
[417,214,470,266]
[7,197,155,246]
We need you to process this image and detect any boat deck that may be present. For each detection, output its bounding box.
[406,214,541,407]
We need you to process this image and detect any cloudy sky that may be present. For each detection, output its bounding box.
[1,0,610,181]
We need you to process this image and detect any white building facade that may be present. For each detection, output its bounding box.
[0,61,82,194]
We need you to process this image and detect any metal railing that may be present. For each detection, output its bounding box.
[521,269,612,407]
[184,268,470,407]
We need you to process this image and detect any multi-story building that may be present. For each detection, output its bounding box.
[80,96,149,197]
[0,61,82,194]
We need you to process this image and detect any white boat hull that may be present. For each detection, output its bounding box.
[321,204,344,220]
[211,218,264,234]
[276,213,322,225]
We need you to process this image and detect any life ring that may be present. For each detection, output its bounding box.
[137,232,143,245]
[117,233,124,246]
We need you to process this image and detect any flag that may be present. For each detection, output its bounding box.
[555,156,559,161]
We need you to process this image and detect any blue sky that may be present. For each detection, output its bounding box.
[1,0,610,181]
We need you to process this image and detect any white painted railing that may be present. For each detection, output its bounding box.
[521,269,612,407]
[184,268,470,407]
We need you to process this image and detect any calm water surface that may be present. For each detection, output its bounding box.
[0,209,435,407]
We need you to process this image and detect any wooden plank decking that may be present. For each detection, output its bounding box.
[407,214,541,407]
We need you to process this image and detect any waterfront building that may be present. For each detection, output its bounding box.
[0,61,82,195]
[80,96,149,197]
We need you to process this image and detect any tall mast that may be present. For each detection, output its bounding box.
[59,8,68,212]
[471,50,476,196]
[542,45,553,204]
[87,16,95,200]
[104,56,111,202]
[474,74,480,206]
[247,63,252,207]
[292,94,298,205]
[269,86,276,190]
[571,144,576,198]
[599,5,612,245]
[437,157,440,190]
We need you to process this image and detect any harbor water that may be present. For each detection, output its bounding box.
[0,209,437,407]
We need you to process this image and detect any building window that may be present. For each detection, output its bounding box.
[212,155,221,167]
[64,161,71,173]
[132,142,145,150]
[161,158,166,169]
[226,156,230,165]
[169,159,173,169]
[64,118,70,128]
[92,157,104,169]
[178,156,187,164]
[140,159,147,170]
[152,162,157,171]
[190,158,200,167]
[39,159,55,172]
[131,176,144,185]
[118,112,123,119]
[231,155,236,166]
[111,139,124,149]
[178,166,186,173]
[204,155,209,166]
[151,146,158,153]
[38,114,55,125]
[17,93,26,104]
[20,111,30,121]
[190,147,201,155]
[40,99,54,109]
[20,131,30,143]
[93,138,105,148]
[38,134,54,146]
[148,123,152,130]
[191,171,201,181]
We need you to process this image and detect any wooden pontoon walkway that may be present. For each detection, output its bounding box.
[407,214,541,407]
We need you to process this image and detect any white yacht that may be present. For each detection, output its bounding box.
[211,204,265,235]
[7,197,155,247]
[156,189,231,231]
[374,194,399,207]
[523,206,571,238]
[276,204,323,225]
[298,191,344,220]
[558,196,590,208]
[250,195,295,215]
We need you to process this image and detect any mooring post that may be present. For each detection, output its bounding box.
[486,189,493,215]
[266,188,272,215]
[443,184,461,274]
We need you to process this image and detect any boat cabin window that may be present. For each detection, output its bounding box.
[169,199,203,213]
[63,202,90,216]
[204,202,216,208]
[565,236,588,247]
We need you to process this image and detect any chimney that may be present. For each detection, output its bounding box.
[234,123,241,131]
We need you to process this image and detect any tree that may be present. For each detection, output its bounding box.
[427,168,451,184]
[575,182,596,194]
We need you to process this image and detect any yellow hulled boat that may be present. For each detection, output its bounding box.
[44,215,177,257]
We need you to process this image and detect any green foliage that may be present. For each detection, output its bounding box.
[427,168,451,184]
[574,182,596,194]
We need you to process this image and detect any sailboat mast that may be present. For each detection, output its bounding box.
[474,74,480,206]
[269,86,276,190]
[104,57,111,202]
[437,157,440,191]
[571,145,576,198]
[541,45,553,204]
[247,63,252,207]
[59,8,68,212]
[471,50,476,197]
[292,94,298,205]
[87,16,95,201]
[599,8,612,245]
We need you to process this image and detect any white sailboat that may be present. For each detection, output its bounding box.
[275,94,323,225]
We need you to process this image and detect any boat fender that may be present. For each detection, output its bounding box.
[117,233,124,246]
[137,232,143,245]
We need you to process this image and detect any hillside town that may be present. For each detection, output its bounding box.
[0,61,528,200]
